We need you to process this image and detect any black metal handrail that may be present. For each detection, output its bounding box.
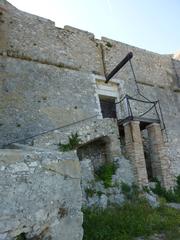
[104,51,167,137]
[2,114,100,148]
[116,94,166,130]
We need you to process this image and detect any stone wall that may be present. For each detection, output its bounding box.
[0,0,180,179]
[80,156,134,208]
[0,0,101,147]
[33,119,120,154]
[0,148,83,240]
[0,1,103,74]
[32,118,134,208]
[124,121,148,186]
[0,2,180,239]
[101,37,178,88]
[172,53,180,88]
[0,55,99,146]
[147,123,173,188]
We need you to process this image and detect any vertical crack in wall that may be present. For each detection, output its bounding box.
[99,42,107,77]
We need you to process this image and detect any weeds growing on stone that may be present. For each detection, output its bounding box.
[15,233,26,240]
[59,132,81,151]
[106,42,113,48]
[85,188,97,198]
[121,182,140,201]
[151,175,180,203]
[95,162,117,188]
[85,187,105,198]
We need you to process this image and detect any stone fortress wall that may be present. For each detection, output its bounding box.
[0,0,180,239]
[0,0,180,175]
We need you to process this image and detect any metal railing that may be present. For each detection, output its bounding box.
[116,94,166,130]
[2,114,100,148]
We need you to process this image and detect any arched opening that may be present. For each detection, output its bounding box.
[77,136,111,171]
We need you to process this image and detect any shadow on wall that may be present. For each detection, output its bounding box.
[77,136,111,171]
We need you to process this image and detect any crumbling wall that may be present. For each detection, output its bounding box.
[77,137,109,170]
[80,155,134,208]
[32,119,134,207]
[0,148,83,240]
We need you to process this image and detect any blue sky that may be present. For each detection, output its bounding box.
[8,0,180,54]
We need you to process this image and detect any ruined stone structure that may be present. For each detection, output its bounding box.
[0,0,180,239]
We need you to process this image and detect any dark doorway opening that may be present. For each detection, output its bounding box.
[99,96,117,118]
[77,137,110,171]
[141,129,153,181]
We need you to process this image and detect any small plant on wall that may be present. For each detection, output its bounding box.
[59,132,81,152]
[106,41,113,48]
[150,175,180,203]
[15,233,26,240]
[95,162,117,188]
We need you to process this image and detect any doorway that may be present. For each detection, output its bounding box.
[99,95,117,119]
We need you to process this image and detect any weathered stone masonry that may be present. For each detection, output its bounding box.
[0,1,180,175]
[147,123,173,188]
[0,0,180,239]
[0,148,83,240]
[124,121,148,186]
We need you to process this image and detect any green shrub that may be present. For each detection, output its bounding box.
[151,181,175,202]
[121,182,140,201]
[85,188,97,198]
[59,132,81,151]
[83,201,180,240]
[176,175,180,191]
[95,162,117,188]
[143,185,150,193]
[106,42,113,48]
[121,182,131,194]
[151,176,180,203]
[16,233,26,240]
[85,188,104,198]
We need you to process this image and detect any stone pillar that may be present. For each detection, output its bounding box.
[108,134,122,158]
[146,123,173,189]
[124,121,148,186]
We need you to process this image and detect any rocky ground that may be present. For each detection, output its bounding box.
[136,234,166,240]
